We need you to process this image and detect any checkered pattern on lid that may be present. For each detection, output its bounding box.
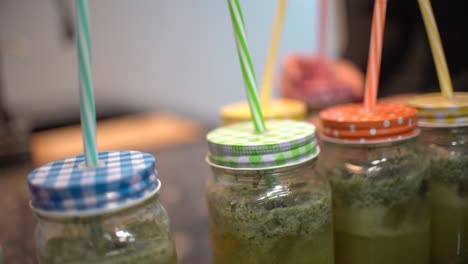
[206,120,318,169]
[407,92,468,127]
[28,151,158,214]
[319,103,419,143]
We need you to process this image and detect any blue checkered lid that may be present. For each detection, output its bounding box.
[27,151,159,214]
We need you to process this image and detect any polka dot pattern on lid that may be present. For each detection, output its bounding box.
[319,103,419,142]
[407,92,468,127]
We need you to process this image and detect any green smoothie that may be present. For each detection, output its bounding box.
[329,166,430,264]
[38,218,177,264]
[430,156,468,264]
[207,182,334,264]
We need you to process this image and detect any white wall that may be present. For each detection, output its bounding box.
[0,0,340,127]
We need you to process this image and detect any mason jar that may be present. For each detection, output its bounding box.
[407,92,468,263]
[320,138,430,264]
[419,125,468,263]
[28,151,177,264]
[205,120,335,264]
[319,103,431,264]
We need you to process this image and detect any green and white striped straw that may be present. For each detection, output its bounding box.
[76,0,98,167]
[227,0,266,133]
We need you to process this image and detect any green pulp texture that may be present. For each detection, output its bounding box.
[430,156,468,187]
[207,180,334,264]
[430,157,468,264]
[38,219,177,264]
[36,198,177,264]
[329,165,428,209]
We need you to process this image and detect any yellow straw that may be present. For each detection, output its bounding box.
[260,0,287,105]
[417,0,454,99]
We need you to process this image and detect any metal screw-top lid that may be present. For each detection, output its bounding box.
[206,120,318,169]
[28,151,158,215]
[407,92,468,127]
[220,99,307,125]
[320,103,419,143]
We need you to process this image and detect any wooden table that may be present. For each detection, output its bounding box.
[0,143,212,264]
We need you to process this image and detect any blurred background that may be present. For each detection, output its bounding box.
[0,0,343,128]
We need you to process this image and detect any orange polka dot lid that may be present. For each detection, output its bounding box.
[319,103,419,143]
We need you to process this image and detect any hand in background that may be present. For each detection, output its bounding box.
[280,54,365,109]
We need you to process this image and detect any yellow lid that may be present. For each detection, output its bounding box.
[407,92,468,127]
[220,99,307,126]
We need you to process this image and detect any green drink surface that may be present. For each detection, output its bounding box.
[207,183,334,264]
[334,204,430,264]
[430,181,468,264]
[335,230,429,264]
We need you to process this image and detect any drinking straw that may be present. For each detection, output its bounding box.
[364,0,387,112]
[417,0,454,99]
[75,0,103,241]
[312,0,329,80]
[75,0,99,166]
[228,0,266,133]
[260,0,287,106]
[317,0,328,62]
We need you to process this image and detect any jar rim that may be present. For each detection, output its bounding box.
[319,130,419,146]
[418,121,468,128]
[30,180,162,219]
[205,147,320,171]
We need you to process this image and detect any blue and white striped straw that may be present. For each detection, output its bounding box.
[76,0,98,167]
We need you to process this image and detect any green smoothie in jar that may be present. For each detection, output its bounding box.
[408,92,468,264]
[28,151,177,264]
[429,156,468,264]
[206,120,335,264]
[36,201,177,264]
[319,103,431,264]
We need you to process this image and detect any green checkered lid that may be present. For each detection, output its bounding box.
[206,120,318,169]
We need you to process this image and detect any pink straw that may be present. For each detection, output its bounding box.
[316,0,328,78]
[318,0,328,60]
